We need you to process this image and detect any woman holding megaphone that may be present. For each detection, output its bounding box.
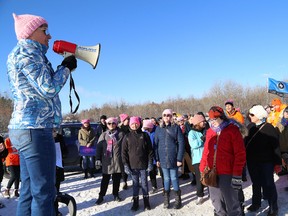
[7,13,77,216]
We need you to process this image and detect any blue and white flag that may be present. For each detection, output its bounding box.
[267,78,288,97]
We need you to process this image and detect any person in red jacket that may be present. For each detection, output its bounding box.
[3,137,20,198]
[200,106,246,216]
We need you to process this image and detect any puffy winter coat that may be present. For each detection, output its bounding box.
[7,39,70,129]
[199,123,246,176]
[154,122,185,169]
[188,129,204,165]
[4,138,19,166]
[245,122,281,165]
[96,128,124,174]
[122,129,153,170]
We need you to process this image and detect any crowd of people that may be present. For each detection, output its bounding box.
[64,97,286,216]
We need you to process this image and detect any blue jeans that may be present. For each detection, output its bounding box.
[162,167,179,191]
[131,169,149,196]
[9,129,56,216]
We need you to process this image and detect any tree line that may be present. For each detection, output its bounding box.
[0,80,283,132]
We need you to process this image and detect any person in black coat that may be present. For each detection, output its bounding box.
[245,105,281,216]
[122,116,153,211]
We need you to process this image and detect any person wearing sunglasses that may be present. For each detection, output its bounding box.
[154,109,185,209]
[199,106,246,216]
[95,117,124,205]
[245,105,281,216]
[78,119,96,179]
[7,13,77,216]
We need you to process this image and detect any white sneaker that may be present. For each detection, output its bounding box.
[196,197,204,205]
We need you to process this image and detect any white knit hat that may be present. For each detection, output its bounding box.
[249,105,268,120]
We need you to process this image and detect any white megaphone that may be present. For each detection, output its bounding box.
[53,40,101,69]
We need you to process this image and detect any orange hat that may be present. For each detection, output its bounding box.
[271,98,282,106]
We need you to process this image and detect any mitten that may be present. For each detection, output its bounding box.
[61,55,77,71]
[231,176,242,190]
[124,165,132,175]
[95,160,102,170]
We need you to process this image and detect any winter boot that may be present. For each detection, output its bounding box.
[95,195,104,205]
[88,168,94,178]
[163,190,170,209]
[174,190,182,209]
[143,195,151,210]
[131,196,139,211]
[84,169,88,179]
[3,188,10,199]
[14,189,20,197]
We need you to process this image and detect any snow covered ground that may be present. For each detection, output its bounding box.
[1,170,288,216]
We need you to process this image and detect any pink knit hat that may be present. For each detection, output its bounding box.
[129,116,141,126]
[81,119,90,124]
[162,109,173,116]
[142,119,154,129]
[13,13,47,40]
[191,114,205,125]
[106,117,118,125]
[119,113,129,122]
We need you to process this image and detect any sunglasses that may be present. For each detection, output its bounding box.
[249,113,255,117]
[163,114,172,117]
[107,122,116,126]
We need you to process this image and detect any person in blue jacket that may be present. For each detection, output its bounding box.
[154,109,185,209]
[188,114,207,205]
[7,13,77,216]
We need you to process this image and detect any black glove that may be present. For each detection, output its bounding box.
[231,176,242,190]
[124,165,132,175]
[61,55,77,71]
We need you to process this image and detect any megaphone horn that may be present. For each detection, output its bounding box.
[53,40,101,69]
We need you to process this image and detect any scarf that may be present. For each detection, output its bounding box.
[106,130,117,157]
[210,120,230,133]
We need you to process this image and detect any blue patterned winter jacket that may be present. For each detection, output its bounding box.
[7,39,70,129]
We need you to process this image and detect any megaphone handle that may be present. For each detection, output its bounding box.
[69,73,80,114]
[63,52,74,58]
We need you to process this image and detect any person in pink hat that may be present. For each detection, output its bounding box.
[118,113,130,189]
[154,109,185,209]
[78,119,96,179]
[188,114,207,205]
[7,13,77,216]
[142,119,163,194]
[122,116,154,211]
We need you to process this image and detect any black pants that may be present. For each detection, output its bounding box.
[7,166,20,189]
[193,163,204,197]
[99,173,122,196]
[0,163,4,184]
[149,165,158,188]
[247,161,278,211]
[122,172,128,183]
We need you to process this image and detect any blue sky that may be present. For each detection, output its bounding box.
[1,0,288,114]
